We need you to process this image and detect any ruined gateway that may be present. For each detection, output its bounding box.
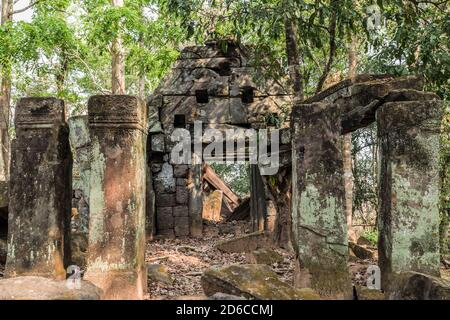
[1,40,446,299]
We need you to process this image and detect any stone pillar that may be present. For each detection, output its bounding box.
[6,97,72,279]
[189,164,203,237]
[68,115,91,201]
[377,100,442,289]
[291,102,352,299]
[68,115,91,234]
[84,95,147,300]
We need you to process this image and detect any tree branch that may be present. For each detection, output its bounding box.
[315,0,338,94]
[12,0,41,15]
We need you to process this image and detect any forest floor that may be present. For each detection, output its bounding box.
[0,222,448,299]
[144,220,380,300]
[145,220,296,300]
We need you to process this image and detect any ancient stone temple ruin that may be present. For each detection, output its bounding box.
[292,75,443,298]
[0,40,446,300]
[146,40,292,238]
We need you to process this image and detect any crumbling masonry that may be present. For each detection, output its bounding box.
[2,42,444,300]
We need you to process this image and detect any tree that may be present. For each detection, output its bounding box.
[110,0,125,94]
[0,0,45,180]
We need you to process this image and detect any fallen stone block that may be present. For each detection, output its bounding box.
[349,242,375,260]
[0,276,102,300]
[201,264,320,300]
[357,235,374,246]
[246,248,283,265]
[215,231,272,253]
[388,272,450,300]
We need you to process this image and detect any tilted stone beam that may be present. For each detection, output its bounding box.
[291,102,352,299]
[84,95,147,299]
[6,97,72,279]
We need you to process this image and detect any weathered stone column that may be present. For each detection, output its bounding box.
[68,115,91,201]
[377,100,442,290]
[68,115,91,234]
[291,102,352,299]
[6,97,72,279]
[84,95,147,300]
[188,164,203,237]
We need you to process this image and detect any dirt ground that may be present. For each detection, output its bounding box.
[145,221,295,300]
[0,222,448,299]
[145,220,382,299]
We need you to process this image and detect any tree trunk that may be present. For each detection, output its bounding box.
[56,54,68,96]
[284,15,303,101]
[111,0,125,94]
[344,36,357,242]
[0,0,12,181]
[315,0,338,94]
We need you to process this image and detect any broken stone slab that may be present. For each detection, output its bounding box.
[215,231,272,253]
[246,248,284,265]
[201,264,320,300]
[357,235,374,246]
[336,76,425,113]
[0,276,102,300]
[377,100,442,289]
[291,102,352,299]
[388,272,450,300]
[84,95,147,300]
[349,242,374,260]
[147,264,174,285]
[354,286,385,300]
[6,97,72,280]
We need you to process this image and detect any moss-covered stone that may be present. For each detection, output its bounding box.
[201,264,320,300]
[0,276,101,300]
[246,248,284,265]
[84,95,147,300]
[377,100,443,289]
[291,102,352,299]
[6,97,72,280]
[215,231,272,253]
[354,285,385,300]
[388,272,450,300]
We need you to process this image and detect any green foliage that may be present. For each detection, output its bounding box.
[361,229,379,247]
[210,163,250,198]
